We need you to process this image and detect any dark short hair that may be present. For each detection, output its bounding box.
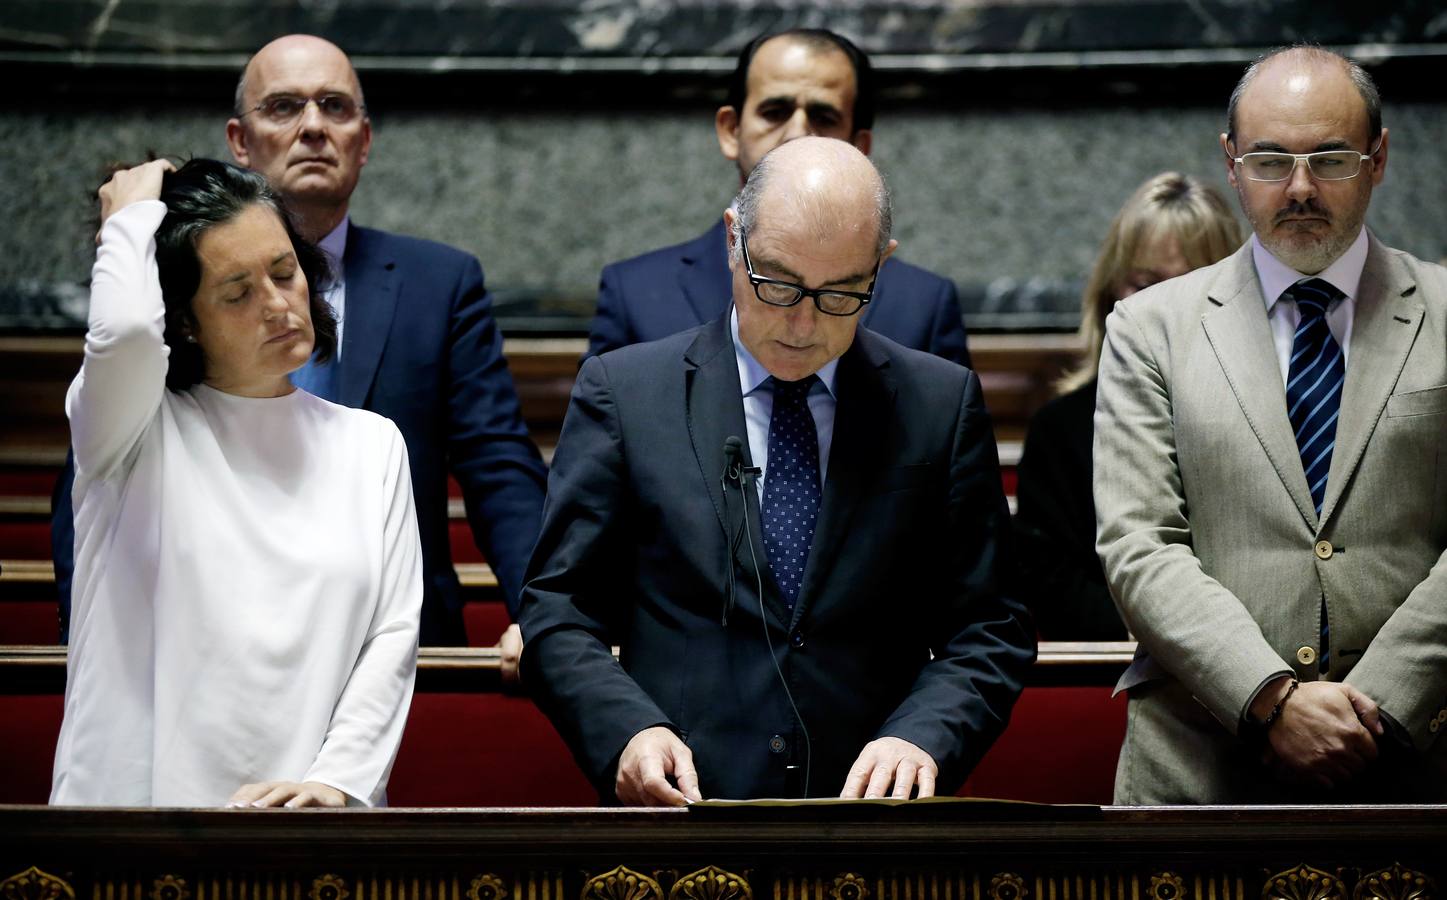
[725,29,877,133]
[1226,44,1382,147]
[152,159,337,391]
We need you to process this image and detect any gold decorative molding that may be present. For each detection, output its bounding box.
[830,873,870,900]
[583,866,664,900]
[1263,865,1348,900]
[990,873,1029,900]
[149,876,189,900]
[0,868,76,900]
[667,866,750,900]
[467,874,508,900]
[309,875,350,900]
[1151,872,1188,900]
[1354,865,1436,900]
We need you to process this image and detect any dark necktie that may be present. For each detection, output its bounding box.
[762,375,821,609]
[1282,277,1345,672]
[1284,278,1346,515]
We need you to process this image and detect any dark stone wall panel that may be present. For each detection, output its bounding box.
[3,0,1443,60]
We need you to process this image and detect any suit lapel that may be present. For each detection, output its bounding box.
[790,332,894,631]
[1201,245,1319,528]
[680,220,734,327]
[684,316,791,625]
[337,224,402,409]
[1319,237,1423,525]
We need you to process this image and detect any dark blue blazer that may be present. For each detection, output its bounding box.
[588,219,972,367]
[54,223,547,646]
[520,315,1033,801]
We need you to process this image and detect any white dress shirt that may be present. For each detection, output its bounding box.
[730,306,838,499]
[1254,227,1369,384]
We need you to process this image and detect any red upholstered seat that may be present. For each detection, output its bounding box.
[0,682,1124,807]
[389,693,596,806]
[0,694,63,804]
[960,686,1125,804]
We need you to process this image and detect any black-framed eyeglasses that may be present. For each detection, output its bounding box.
[740,228,879,317]
[238,93,367,126]
[1230,141,1382,182]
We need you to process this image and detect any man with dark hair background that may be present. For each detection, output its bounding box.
[588,28,972,367]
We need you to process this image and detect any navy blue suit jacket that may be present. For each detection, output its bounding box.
[54,222,547,646]
[520,316,1033,801]
[588,219,972,368]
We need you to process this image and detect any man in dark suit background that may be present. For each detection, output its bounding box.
[588,28,971,367]
[54,35,547,650]
[522,137,1033,805]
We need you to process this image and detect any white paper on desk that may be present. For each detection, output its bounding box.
[690,795,1062,808]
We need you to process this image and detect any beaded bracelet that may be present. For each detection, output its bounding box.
[1260,678,1300,731]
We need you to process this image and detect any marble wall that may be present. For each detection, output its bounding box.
[3,0,1444,329]
[4,96,1445,331]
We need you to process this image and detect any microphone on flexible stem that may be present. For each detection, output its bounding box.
[723,436,745,486]
[720,436,747,625]
[720,434,811,796]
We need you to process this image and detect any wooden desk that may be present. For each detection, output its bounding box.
[1,805,1442,900]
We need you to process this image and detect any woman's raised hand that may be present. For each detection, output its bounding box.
[97,159,175,236]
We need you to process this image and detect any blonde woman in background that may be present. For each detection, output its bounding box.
[1013,172,1241,639]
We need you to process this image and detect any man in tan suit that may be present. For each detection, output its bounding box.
[1096,45,1447,803]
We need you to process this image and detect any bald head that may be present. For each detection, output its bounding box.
[1221,45,1388,275]
[729,136,892,267]
[724,137,897,381]
[235,35,364,116]
[225,34,372,241]
[1227,45,1380,147]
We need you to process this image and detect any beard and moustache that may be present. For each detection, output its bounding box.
[1248,195,1368,275]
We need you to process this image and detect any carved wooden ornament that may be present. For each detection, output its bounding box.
[582,866,664,900]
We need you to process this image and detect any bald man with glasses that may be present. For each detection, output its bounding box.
[53,35,548,653]
[1095,45,1447,804]
[520,138,1032,805]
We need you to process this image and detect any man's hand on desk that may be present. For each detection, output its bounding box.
[841,736,938,799]
[616,726,702,807]
[1252,677,1384,789]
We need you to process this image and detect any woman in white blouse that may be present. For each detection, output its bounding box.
[50,158,423,808]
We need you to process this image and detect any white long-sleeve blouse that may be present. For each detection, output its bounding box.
[50,200,422,807]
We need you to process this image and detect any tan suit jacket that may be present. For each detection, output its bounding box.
[1095,235,1447,804]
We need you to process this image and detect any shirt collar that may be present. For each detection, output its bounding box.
[318,216,349,273]
[730,305,839,398]
[1254,226,1368,311]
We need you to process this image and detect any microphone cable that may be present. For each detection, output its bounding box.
[734,456,813,797]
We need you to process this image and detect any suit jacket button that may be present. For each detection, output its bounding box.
[790,632,805,649]
[1432,720,1441,734]
[768,734,787,754]
[1296,646,1317,666]
[1314,540,1334,560]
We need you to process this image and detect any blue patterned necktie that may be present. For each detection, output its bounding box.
[1283,277,1345,672]
[1284,278,1346,514]
[762,375,821,609]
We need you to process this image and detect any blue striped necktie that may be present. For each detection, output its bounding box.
[1283,277,1345,673]
[762,375,821,610]
[1284,278,1346,515]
